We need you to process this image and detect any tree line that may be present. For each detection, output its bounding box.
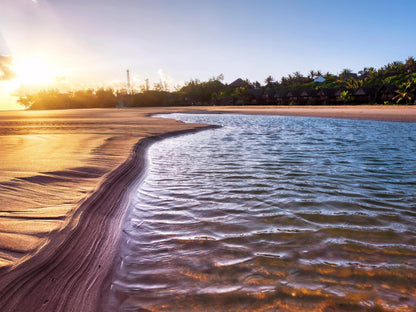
[18,57,416,110]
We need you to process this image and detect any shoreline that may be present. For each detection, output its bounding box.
[0,106,415,311]
[0,108,217,311]
[185,105,416,123]
[0,122,219,312]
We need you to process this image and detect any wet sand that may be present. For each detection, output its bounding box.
[200,105,416,122]
[0,105,414,311]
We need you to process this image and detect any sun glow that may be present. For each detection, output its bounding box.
[0,56,69,109]
[2,80,20,94]
[12,57,58,85]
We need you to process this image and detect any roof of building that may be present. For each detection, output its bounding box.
[314,76,326,83]
[228,78,247,88]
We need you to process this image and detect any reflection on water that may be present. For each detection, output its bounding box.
[107,114,416,312]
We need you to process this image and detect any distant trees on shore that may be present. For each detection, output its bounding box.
[18,88,119,110]
[19,57,416,110]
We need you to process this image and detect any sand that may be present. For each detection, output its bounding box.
[0,105,414,311]
[198,105,416,122]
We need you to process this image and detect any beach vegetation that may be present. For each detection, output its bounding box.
[18,57,416,110]
[393,78,416,104]
[264,75,274,85]
[405,57,416,74]
[339,90,355,104]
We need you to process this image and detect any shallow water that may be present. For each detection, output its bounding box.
[107,114,416,312]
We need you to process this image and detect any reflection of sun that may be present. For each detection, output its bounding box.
[12,57,58,85]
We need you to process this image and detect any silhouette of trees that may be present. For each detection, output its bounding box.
[405,57,416,74]
[264,75,274,85]
[377,61,407,78]
[231,86,252,104]
[18,57,416,110]
[95,88,118,108]
[339,68,352,79]
[179,75,226,104]
[18,88,118,110]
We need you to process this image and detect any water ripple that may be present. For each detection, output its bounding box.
[106,114,416,312]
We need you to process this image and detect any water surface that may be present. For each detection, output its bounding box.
[107,114,416,312]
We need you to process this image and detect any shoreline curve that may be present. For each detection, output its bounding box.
[0,105,415,311]
[0,123,219,312]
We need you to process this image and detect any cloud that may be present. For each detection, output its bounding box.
[0,55,16,81]
[32,0,39,4]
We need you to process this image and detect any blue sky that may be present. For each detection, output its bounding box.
[1,0,415,109]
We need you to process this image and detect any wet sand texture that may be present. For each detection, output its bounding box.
[0,106,414,311]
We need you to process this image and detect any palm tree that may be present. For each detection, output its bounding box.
[346,78,363,89]
[294,71,302,79]
[264,75,274,85]
[341,68,352,74]
[308,70,315,79]
[339,68,353,80]
[339,90,354,104]
[393,80,414,104]
[405,57,416,74]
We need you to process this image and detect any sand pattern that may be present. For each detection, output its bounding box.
[0,108,214,311]
[0,109,204,267]
[0,106,414,311]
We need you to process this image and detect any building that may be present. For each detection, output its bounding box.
[299,89,318,105]
[354,87,377,103]
[376,84,398,103]
[228,78,248,89]
[317,88,338,104]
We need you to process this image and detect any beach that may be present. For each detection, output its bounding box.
[200,105,416,122]
[0,105,415,311]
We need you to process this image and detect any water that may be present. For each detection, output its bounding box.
[107,114,416,312]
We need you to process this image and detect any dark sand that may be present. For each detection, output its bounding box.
[0,106,414,311]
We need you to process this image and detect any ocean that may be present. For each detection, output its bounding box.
[106,113,416,312]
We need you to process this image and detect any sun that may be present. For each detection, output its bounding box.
[12,57,58,85]
[1,79,20,94]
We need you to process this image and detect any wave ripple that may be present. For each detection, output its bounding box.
[107,114,416,312]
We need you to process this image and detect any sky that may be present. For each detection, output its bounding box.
[1,0,416,110]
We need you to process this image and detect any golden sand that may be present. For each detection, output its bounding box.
[0,106,414,311]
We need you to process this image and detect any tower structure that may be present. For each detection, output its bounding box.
[126,69,131,94]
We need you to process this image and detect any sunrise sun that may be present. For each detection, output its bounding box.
[13,57,58,85]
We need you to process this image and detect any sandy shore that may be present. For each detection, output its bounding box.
[198,105,416,122]
[0,105,414,311]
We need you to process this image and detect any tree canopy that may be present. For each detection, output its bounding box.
[19,57,416,110]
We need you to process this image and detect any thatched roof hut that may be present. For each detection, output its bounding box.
[354,87,377,103]
[376,84,398,103]
[317,88,338,104]
[228,78,247,89]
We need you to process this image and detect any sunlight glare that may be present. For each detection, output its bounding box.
[2,80,20,94]
[13,57,58,85]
